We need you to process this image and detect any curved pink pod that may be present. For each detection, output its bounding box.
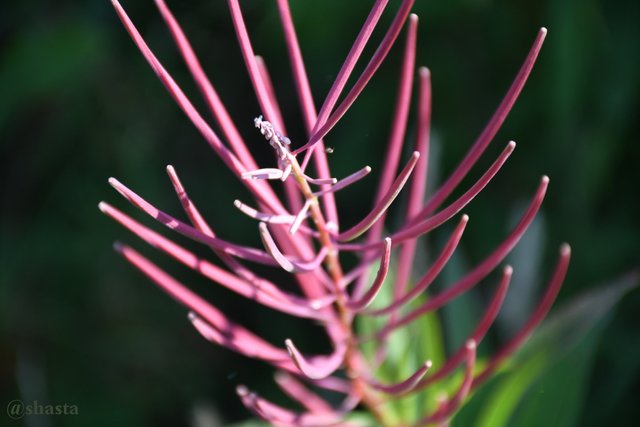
[367,360,432,395]
[285,339,347,380]
[345,238,392,312]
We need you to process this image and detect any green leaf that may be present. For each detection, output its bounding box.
[471,272,639,427]
[355,262,410,424]
[356,259,450,423]
[355,262,400,374]
[509,322,603,427]
[440,248,482,353]
[413,300,447,419]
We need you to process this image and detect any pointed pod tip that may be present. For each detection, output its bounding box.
[540,27,548,35]
[504,265,514,276]
[112,241,125,252]
[309,301,321,310]
[425,360,433,369]
[98,201,108,213]
[284,339,298,359]
[419,66,430,77]
[461,214,470,223]
[465,339,477,350]
[507,140,517,150]
[309,299,327,310]
[409,13,419,22]
[560,242,571,256]
[236,385,249,397]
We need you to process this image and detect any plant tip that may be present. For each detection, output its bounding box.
[236,385,249,396]
[310,300,325,310]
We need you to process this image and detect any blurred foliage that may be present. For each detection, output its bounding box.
[1,0,639,426]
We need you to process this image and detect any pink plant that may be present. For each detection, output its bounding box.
[101,1,571,425]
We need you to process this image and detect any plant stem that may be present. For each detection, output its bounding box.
[288,153,392,427]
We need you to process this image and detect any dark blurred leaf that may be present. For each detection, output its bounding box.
[0,21,105,128]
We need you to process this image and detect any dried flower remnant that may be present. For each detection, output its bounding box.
[102,0,570,425]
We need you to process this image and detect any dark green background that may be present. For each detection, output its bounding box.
[1,0,638,426]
